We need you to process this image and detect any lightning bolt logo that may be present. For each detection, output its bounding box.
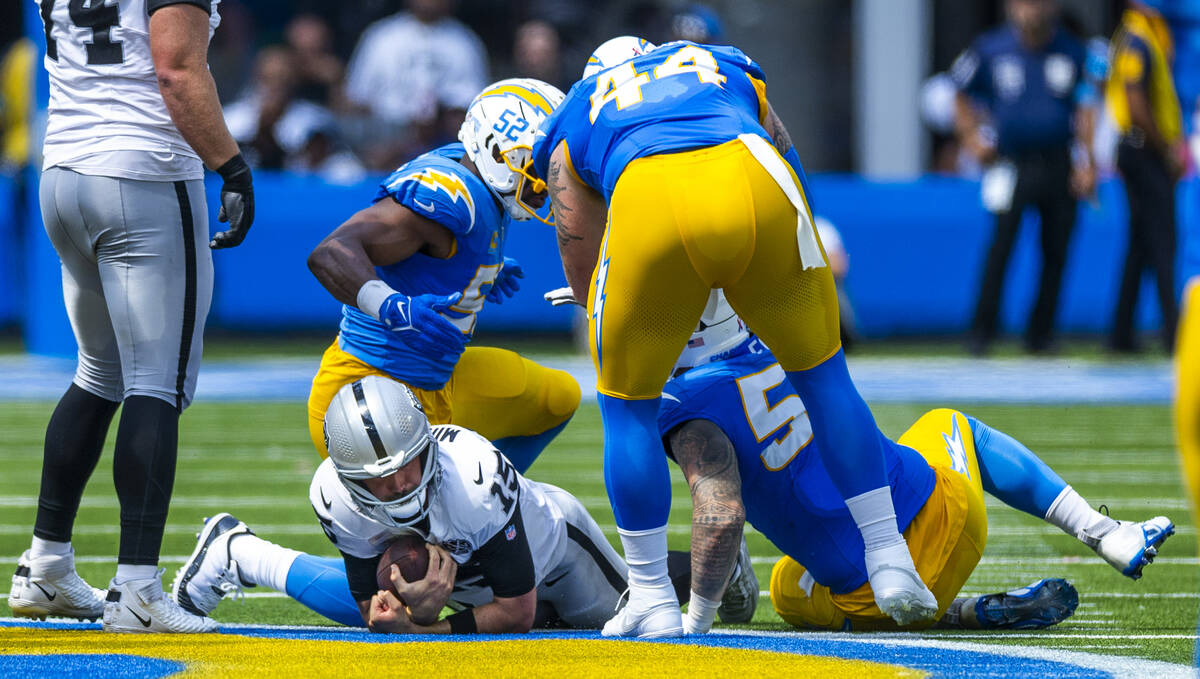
[942,416,970,479]
[395,168,476,230]
[592,237,611,372]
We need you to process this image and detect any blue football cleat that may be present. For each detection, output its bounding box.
[974,578,1079,630]
[1088,516,1174,580]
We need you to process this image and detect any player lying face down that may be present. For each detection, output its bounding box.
[656,290,1174,632]
[173,375,703,634]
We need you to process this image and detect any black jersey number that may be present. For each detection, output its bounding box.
[488,450,519,514]
[40,0,125,65]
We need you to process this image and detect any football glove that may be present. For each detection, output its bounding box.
[486,257,524,304]
[211,153,255,249]
[379,292,470,355]
[543,287,583,307]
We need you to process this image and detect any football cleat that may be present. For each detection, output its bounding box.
[8,550,106,621]
[103,569,218,633]
[602,589,683,639]
[717,536,759,624]
[172,513,255,616]
[1086,516,1174,580]
[973,578,1079,630]
[865,541,939,626]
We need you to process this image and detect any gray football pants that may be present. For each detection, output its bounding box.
[40,167,213,410]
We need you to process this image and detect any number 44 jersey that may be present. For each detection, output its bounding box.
[309,424,567,585]
[37,0,221,175]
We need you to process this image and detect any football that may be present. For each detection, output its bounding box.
[375,534,430,595]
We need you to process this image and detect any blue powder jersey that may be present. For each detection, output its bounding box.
[338,143,506,391]
[532,41,770,201]
[658,344,937,595]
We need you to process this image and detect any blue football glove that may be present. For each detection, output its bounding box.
[378,292,470,355]
[486,257,524,304]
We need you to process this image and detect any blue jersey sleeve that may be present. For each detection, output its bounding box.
[950,40,989,102]
[706,44,766,85]
[375,161,479,237]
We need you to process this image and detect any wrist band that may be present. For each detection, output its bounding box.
[357,280,398,321]
[446,609,478,634]
[216,152,250,180]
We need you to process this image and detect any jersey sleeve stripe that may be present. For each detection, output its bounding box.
[147,0,212,16]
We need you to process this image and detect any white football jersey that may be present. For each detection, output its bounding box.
[309,425,568,587]
[37,0,221,176]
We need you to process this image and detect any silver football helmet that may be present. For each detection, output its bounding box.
[323,375,438,527]
[582,36,657,78]
[458,78,565,224]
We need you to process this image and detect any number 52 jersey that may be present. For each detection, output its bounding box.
[37,0,221,174]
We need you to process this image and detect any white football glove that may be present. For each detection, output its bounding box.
[544,287,583,307]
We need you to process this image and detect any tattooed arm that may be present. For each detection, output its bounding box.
[760,101,794,159]
[546,141,608,304]
[668,419,746,602]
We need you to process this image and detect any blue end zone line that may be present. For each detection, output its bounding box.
[2,619,1192,679]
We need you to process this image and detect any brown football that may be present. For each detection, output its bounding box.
[375,534,429,595]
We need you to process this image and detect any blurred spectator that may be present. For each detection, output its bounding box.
[0,37,33,176]
[815,216,860,351]
[514,20,565,90]
[920,72,983,176]
[669,4,723,44]
[344,0,488,169]
[1106,0,1186,354]
[285,13,346,109]
[953,0,1097,356]
[223,47,365,184]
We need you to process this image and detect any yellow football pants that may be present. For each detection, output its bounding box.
[1175,279,1200,533]
[589,137,840,399]
[307,341,581,457]
[770,409,989,630]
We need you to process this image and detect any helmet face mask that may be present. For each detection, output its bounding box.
[458,78,564,225]
[323,376,440,528]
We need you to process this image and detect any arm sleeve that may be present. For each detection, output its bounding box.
[341,550,382,604]
[147,0,211,15]
[472,502,536,599]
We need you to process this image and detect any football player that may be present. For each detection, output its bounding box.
[305,78,579,474]
[658,290,1174,632]
[170,376,732,633]
[9,0,252,634]
[527,37,935,636]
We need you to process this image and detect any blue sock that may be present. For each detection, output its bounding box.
[493,416,572,474]
[283,554,364,627]
[968,415,1067,518]
[785,349,887,497]
[597,394,671,530]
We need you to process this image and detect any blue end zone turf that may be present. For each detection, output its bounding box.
[0,653,183,678]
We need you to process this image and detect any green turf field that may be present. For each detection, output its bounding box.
[0,400,1194,664]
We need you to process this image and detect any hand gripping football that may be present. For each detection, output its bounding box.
[376,534,430,597]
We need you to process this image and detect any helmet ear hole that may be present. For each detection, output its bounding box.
[491,145,503,162]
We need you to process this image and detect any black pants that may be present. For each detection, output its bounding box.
[971,148,1077,351]
[1112,141,1178,352]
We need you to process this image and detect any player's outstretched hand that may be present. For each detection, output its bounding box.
[544,287,583,307]
[211,153,255,249]
[486,257,524,304]
[379,292,470,356]
[392,545,457,625]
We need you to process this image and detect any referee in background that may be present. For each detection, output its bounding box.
[953,0,1097,356]
[1107,0,1186,354]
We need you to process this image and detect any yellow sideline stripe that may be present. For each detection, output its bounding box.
[0,629,921,678]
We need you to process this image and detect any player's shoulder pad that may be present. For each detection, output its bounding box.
[308,459,390,559]
[377,149,481,236]
[432,425,517,534]
[703,43,766,83]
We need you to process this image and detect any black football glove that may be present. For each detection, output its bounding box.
[211,153,254,249]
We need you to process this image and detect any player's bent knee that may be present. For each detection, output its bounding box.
[122,387,184,412]
[541,367,582,424]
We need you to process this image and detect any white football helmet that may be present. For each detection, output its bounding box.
[582,36,657,78]
[458,78,565,224]
[672,290,752,375]
[323,376,439,528]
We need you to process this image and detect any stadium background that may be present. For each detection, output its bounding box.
[2,0,1200,676]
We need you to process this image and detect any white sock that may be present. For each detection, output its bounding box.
[618,526,674,598]
[684,591,720,634]
[228,534,301,592]
[113,564,159,584]
[30,537,72,559]
[845,486,905,553]
[1044,486,1118,543]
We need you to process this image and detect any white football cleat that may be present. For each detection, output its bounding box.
[8,549,106,621]
[172,513,255,616]
[865,541,939,626]
[102,569,218,633]
[717,536,759,624]
[602,589,683,639]
[1086,516,1174,580]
